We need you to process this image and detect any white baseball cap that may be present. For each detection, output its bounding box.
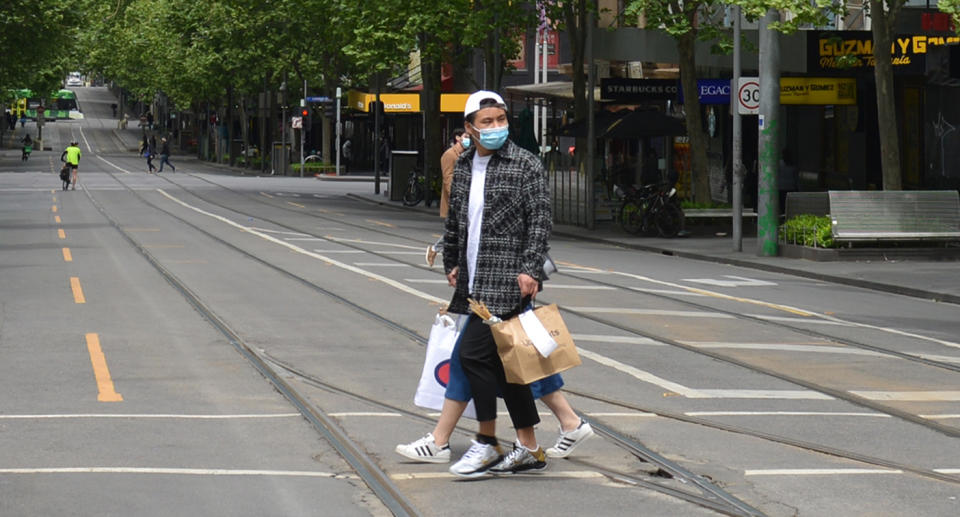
[464,90,507,118]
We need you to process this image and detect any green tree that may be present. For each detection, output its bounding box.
[866,0,908,190]
[1,0,82,97]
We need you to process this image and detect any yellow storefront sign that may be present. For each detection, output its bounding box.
[347,91,470,114]
[780,78,857,105]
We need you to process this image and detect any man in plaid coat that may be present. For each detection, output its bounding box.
[442,91,552,477]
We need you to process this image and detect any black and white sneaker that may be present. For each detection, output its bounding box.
[395,433,450,464]
[489,440,547,475]
[546,420,594,458]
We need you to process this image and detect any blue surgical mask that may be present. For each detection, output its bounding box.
[461,136,470,149]
[476,125,509,150]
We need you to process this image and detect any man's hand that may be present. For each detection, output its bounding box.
[518,273,539,298]
[447,267,458,287]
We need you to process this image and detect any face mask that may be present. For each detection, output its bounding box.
[461,136,470,149]
[475,125,509,150]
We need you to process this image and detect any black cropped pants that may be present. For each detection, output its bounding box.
[458,314,540,429]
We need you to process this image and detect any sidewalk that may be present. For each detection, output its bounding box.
[347,189,960,305]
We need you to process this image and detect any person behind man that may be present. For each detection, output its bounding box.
[425,128,468,267]
[342,139,352,174]
[60,141,82,190]
[442,91,551,477]
[157,137,175,172]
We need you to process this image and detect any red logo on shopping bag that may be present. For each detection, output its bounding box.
[434,360,451,387]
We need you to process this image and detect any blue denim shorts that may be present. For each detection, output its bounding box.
[444,328,564,401]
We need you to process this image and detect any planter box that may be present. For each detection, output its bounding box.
[779,243,960,262]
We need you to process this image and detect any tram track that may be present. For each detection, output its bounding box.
[68,164,960,515]
[83,167,773,516]
[151,172,960,437]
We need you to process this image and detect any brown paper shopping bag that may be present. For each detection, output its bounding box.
[490,304,581,385]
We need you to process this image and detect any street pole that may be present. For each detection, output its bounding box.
[758,9,780,257]
[280,76,287,176]
[374,73,381,196]
[301,79,306,176]
[731,6,743,252]
[336,87,342,176]
[585,12,596,230]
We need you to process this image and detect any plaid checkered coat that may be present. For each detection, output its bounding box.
[443,139,551,317]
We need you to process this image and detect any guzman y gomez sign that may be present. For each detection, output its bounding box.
[809,30,960,75]
[601,79,679,100]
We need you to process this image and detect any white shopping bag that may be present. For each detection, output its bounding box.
[414,312,477,419]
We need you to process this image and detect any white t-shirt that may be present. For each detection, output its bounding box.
[466,152,492,293]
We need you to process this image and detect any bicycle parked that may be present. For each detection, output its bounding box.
[615,182,684,237]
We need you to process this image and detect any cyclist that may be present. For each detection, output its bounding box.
[60,141,82,190]
[21,134,33,161]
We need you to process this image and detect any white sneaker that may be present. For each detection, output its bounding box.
[395,433,450,464]
[449,440,504,478]
[546,420,594,458]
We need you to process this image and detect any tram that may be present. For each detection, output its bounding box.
[7,89,80,120]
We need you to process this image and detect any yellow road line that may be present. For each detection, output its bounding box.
[57,229,66,239]
[62,248,73,262]
[52,196,57,202]
[52,205,58,213]
[85,333,123,402]
[70,277,86,303]
[287,201,306,208]
[55,216,61,223]
[259,192,274,199]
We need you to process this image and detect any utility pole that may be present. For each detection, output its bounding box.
[300,79,306,175]
[731,6,743,252]
[280,76,287,176]
[585,11,596,230]
[335,87,342,176]
[374,72,381,196]
[757,9,780,257]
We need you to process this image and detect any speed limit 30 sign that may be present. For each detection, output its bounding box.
[738,77,760,115]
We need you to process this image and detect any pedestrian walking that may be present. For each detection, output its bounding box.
[145,142,157,173]
[439,91,552,478]
[425,129,468,267]
[341,139,352,174]
[60,141,82,190]
[139,134,148,156]
[21,134,33,161]
[157,138,175,172]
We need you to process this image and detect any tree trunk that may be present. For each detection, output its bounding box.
[421,36,443,208]
[564,0,589,169]
[677,30,710,203]
[870,0,902,190]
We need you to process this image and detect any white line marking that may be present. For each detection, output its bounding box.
[405,279,449,284]
[744,468,902,476]
[626,287,707,297]
[566,307,733,318]
[79,126,93,152]
[327,412,402,417]
[248,227,310,237]
[685,411,889,418]
[96,156,132,174]
[0,467,349,478]
[325,236,422,250]
[920,414,960,420]
[156,190,447,304]
[585,412,657,418]
[683,275,777,287]
[310,249,365,254]
[391,471,605,480]
[0,413,301,420]
[375,251,424,256]
[572,334,665,345]
[284,237,327,242]
[935,469,960,474]
[917,354,960,365]
[849,391,960,402]
[353,262,411,267]
[576,348,704,398]
[694,390,833,400]
[683,342,889,357]
[542,284,616,290]
[748,315,853,326]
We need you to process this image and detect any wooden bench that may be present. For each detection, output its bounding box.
[828,190,960,244]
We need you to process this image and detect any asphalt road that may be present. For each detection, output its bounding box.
[1,87,958,516]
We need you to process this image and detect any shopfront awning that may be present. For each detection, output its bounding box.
[505,81,603,102]
[346,91,470,113]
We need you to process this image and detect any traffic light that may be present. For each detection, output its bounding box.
[299,107,311,127]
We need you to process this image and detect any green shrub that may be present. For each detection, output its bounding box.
[292,161,338,174]
[780,214,835,248]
